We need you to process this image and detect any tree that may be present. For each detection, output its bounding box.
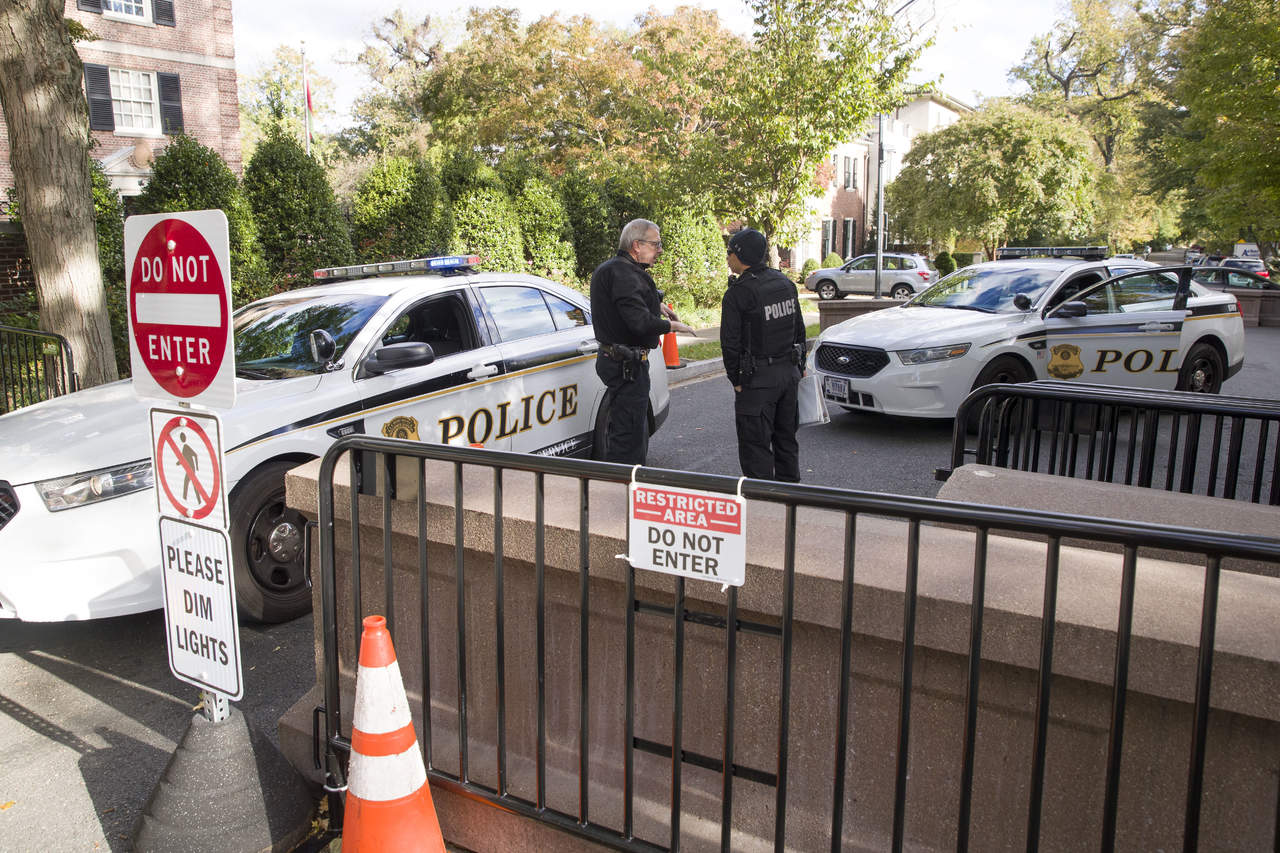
[238,44,337,162]
[1162,0,1280,254]
[684,0,921,254]
[135,134,270,305]
[887,103,1097,259]
[0,1,117,387]
[242,129,354,285]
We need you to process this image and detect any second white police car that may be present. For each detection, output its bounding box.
[0,255,670,623]
[809,253,1245,419]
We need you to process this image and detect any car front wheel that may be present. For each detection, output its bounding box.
[816,280,840,300]
[229,460,313,623]
[1176,343,1224,394]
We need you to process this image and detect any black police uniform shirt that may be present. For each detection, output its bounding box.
[590,252,670,349]
[720,264,805,387]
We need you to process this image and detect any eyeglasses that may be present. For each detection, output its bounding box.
[639,239,663,250]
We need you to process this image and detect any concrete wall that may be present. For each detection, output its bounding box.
[280,456,1279,852]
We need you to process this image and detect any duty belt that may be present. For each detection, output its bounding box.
[600,343,648,361]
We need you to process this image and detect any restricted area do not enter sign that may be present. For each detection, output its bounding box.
[126,210,235,409]
[627,483,746,587]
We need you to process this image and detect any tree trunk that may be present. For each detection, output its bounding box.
[0,0,118,388]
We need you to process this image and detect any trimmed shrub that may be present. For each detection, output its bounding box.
[135,134,270,306]
[933,250,956,276]
[512,176,577,283]
[558,169,617,281]
[649,205,727,312]
[243,130,355,286]
[822,252,844,268]
[351,157,453,262]
[450,185,524,272]
[800,257,819,281]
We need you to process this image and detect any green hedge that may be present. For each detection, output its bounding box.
[135,134,270,306]
[933,250,956,275]
[558,169,617,282]
[243,130,354,285]
[512,176,577,283]
[351,156,453,262]
[451,185,524,272]
[822,251,844,268]
[649,206,726,312]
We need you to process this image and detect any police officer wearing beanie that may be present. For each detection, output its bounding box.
[720,228,806,481]
[590,219,694,464]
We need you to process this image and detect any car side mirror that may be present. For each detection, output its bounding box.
[309,329,337,363]
[1013,293,1032,311]
[1055,300,1087,318]
[364,341,435,375]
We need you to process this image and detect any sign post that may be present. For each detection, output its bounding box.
[128,209,239,720]
[626,483,747,587]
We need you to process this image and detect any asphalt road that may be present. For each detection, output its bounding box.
[1,324,1277,850]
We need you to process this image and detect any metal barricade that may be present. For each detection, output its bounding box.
[312,436,1280,852]
[0,324,78,414]
[942,381,1280,505]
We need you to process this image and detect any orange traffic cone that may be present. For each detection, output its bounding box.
[663,303,682,368]
[343,615,445,852]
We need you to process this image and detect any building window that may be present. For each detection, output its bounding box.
[843,218,855,258]
[822,220,834,258]
[105,0,146,17]
[843,156,853,190]
[77,0,175,27]
[86,64,184,135]
[109,69,159,132]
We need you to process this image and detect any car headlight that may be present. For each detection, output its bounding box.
[895,343,971,365]
[37,460,154,512]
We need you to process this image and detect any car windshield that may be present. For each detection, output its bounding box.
[911,265,1057,313]
[233,293,389,378]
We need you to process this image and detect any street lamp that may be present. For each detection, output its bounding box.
[873,0,919,299]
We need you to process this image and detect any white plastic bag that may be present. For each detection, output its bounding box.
[797,373,830,427]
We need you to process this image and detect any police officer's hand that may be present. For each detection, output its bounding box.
[734,386,742,393]
[669,320,694,334]
[660,303,679,320]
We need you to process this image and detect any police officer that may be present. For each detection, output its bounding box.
[590,219,693,464]
[720,228,805,481]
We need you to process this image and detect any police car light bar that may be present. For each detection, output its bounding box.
[995,246,1108,261]
[313,255,481,281]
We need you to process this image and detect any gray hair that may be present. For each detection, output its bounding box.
[618,219,659,253]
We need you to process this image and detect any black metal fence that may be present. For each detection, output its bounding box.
[943,382,1280,505]
[312,436,1280,852]
[0,324,77,414]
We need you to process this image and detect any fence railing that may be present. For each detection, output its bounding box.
[312,436,1280,852]
[0,324,77,414]
[942,381,1280,505]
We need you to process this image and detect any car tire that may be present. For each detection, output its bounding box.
[965,356,1033,433]
[890,284,913,300]
[229,460,313,623]
[816,280,840,300]
[1176,342,1224,394]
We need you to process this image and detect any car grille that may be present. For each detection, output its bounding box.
[816,344,890,378]
[0,482,17,532]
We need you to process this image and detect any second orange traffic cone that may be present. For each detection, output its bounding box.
[343,615,445,852]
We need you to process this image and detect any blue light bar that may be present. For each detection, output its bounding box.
[313,254,482,281]
[427,255,481,269]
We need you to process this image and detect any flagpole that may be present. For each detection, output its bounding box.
[301,41,311,156]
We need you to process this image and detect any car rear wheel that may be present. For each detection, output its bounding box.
[816,280,840,300]
[890,284,913,300]
[1176,343,1224,394]
[229,460,312,623]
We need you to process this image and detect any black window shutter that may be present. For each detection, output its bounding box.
[84,64,115,131]
[76,0,102,12]
[157,73,183,134]
[153,0,176,26]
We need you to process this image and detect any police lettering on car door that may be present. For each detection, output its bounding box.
[436,383,579,445]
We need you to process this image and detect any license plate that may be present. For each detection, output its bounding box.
[823,376,849,400]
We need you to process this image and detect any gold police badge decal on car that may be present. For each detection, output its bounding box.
[1047,343,1085,379]
[381,416,420,441]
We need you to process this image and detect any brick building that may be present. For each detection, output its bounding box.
[1,0,242,304]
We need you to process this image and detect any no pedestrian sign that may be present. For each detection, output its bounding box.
[150,408,228,529]
[126,210,235,409]
[158,517,243,700]
[627,483,746,587]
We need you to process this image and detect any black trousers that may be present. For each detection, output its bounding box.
[595,354,650,464]
[734,362,801,481]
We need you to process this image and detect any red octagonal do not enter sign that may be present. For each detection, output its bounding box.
[126,210,235,409]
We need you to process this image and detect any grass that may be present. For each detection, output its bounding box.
[676,322,821,363]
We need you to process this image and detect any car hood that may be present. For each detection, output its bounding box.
[816,305,1030,350]
[0,375,321,485]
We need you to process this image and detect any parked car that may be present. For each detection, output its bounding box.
[808,259,1244,419]
[804,253,934,300]
[1221,257,1269,278]
[1193,266,1278,289]
[0,255,671,622]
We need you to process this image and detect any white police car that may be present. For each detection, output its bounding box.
[0,255,670,622]
[809,258,1245,419]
